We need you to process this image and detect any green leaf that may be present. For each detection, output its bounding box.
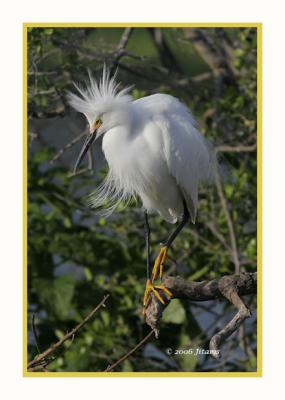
[177,349,198,371]
[176,333,198,371]
[33,275,76,320]
[163,299,186,324]
[101,311,110,327]
[83,267,93,282]
[122,359,133,372]
[190,266,209,281]
[53,275,76,319]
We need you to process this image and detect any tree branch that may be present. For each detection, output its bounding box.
[31,314,41,355]
[109,28,134,75]
[145,272,256,358]
[50,128,88,164]
[104,330,155,372]
[183,28,236,85]
[27,294,110,372]
[215,143,257,153]
[214,163,241,274]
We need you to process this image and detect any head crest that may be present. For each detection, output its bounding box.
[67,65,133,118]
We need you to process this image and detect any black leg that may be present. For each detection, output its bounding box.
[164,199,190,248]
[144,210,151,280]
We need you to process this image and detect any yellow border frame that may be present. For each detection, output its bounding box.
[23,22,262,378]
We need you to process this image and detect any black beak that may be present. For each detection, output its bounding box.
[73,131,96,174]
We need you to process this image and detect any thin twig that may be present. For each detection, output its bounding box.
[104,330,155,372]
[31,314,41,354]
[110,28,134,76]
[50,129,88,164]
[28,295,109,371]
[216,143,257,153]
[205,221,232,254]
[214,163,240,274]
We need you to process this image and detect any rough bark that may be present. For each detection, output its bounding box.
[145,272,256,358]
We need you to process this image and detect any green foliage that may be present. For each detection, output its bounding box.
[27,27,257,372]
[163,300,186,324]
[33,275,76,320]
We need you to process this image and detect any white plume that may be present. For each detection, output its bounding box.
[67,65,132,124]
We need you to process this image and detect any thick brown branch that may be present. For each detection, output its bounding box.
[145,272,256,357]
[28,295,109,372]
[209,279,252,359]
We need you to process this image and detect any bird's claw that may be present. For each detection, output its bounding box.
[151,245,168,282]
[143,278,173,314]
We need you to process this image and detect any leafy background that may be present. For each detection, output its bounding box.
[27,27,257,372]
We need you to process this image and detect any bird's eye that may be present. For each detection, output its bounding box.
[89,118,102,134]
[95,118,102,127]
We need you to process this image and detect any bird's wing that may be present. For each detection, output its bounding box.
[134,93,199,128]
[136,94,216,222]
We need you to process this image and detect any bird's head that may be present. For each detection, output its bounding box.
[67,66,133,173]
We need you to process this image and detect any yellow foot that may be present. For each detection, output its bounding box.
[143,278,173,314]
[151,246,168,281]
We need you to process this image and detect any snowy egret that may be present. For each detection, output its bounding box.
[68,67,218,313]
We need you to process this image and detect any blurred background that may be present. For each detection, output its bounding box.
[27,27,257,372]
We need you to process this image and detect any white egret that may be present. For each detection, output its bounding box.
[68,67,218,313]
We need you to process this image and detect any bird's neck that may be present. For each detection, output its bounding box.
[101,103,144,172]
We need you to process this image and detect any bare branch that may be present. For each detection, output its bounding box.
[50,129,88,164]
[104,330,155,372]
[144,272,256,357]
[205,221,232,254]
[209,276,252,358]
[110,28,134,75]
[216,143,257,153]
[183,28,236,84]
[28,295,110,372]
[31,314,41,354]
[214,163,240,274]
